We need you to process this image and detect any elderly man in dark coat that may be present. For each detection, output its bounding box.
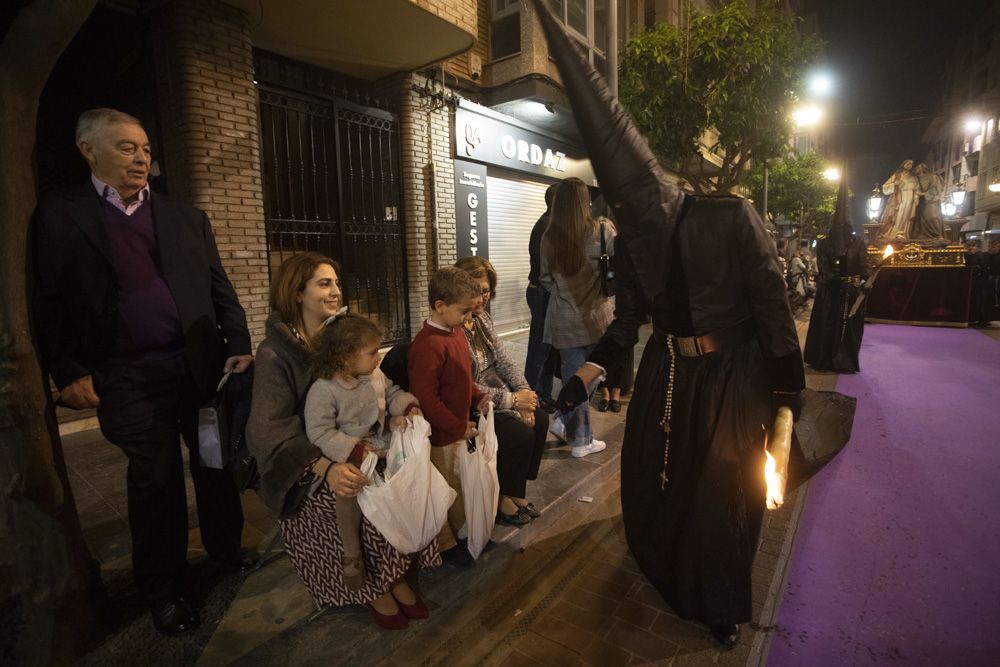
[31,108,253,635]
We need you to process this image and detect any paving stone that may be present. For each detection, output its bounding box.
[548,599,614,635]
[612,598,660,631]
[580,636,633,666]
[606,619,681,663]
[514,630,583,666]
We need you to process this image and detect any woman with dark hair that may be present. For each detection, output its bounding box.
[540,177,615,458]
[246,252,438,631]
[455,256,549,526]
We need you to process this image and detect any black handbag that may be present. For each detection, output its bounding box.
[598,221,615,297]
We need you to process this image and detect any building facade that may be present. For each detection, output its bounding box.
[41,0,794,347]
[922,2,1000,244]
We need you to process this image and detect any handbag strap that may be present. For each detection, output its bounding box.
[599,221,607,256]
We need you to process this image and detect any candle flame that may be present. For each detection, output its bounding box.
[882,245,894,259]
[764,449,784,510]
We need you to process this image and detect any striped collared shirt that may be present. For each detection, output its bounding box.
[91,174,150,216]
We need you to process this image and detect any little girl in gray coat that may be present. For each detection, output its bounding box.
[304,313,421,590]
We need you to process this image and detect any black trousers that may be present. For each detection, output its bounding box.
[494,407,548,499]
[94,351,243,603]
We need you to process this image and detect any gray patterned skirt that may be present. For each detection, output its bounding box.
[280,483,441,606]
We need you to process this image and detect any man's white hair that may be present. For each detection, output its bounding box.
[75,108,144,145]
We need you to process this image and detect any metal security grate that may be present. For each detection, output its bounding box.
[259,88,409,345]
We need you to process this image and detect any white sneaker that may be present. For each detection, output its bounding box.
[549,416,567,442]
[571,439,607,458]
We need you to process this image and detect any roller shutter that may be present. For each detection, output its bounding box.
[486,172,551,333]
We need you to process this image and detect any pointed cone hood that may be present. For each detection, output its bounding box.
[827,165,852,256]
[532,0,682,300]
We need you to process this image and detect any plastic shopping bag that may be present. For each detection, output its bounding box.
[357,415,457,554]
[458,402,500,560]
[197,372,232,469]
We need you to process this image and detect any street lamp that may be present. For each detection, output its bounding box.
[792,104,823,128]
[951,187,966,208]
[823,167,841,181]
[867,184,883,221]
[807,71,835,98]
[989,179,1000,193]
[941,200,958,217]
[963,118,982,134]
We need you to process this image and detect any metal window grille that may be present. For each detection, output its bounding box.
[258,88,410,345]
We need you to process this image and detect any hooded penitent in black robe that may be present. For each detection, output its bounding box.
[803,236,870,372]
[530,1,805,627]
[804,176,871,372]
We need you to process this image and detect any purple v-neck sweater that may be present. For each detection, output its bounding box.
[100,199,183,353]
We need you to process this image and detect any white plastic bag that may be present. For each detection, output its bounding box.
[357,415,457,554]
[197,372,232,469]
[458,402,500,560]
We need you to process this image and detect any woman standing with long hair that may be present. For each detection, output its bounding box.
[540,177,615,458]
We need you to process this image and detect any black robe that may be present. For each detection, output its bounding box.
[965,251,987,325]
[803,236,871,372]
[590,196,804,626]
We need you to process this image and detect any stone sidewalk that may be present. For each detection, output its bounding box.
[65,316,827,665]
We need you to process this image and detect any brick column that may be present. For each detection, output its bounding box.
[149,0,269,345]
[394,73,460,334]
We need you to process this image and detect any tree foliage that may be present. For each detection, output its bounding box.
[619,1,820,193]
[745,150,841,239]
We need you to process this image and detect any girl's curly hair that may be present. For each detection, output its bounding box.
[310,313,383,380]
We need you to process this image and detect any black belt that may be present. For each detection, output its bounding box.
[652,318,755,357]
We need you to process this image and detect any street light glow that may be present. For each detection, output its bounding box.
[807,72,834,98]
[823,167,841,181]
[792,104,823,128]
[964,118,982,134]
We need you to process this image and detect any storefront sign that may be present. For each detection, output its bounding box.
[455,103,596,184]
[454,159,489,258]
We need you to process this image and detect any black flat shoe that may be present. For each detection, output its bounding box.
[151,597,200,636]
[597,399,610,412]
[440,544,476,569]
[213,549,256,574]
[516,502,541,519]
[709,624,740,649]
[608,399,622,413]
[496,509,531,527]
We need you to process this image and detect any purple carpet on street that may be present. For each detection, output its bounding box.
[767,324,1000,666]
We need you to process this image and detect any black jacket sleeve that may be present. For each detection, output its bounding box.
[588,242,647,372]
[31,197,91,389]
[733,200,805,393]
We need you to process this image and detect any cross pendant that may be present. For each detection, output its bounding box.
[660,470,669,490]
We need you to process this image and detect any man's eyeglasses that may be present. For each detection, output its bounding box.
[479,288,495,297]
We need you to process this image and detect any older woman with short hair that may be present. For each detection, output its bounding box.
[455,256,549,526]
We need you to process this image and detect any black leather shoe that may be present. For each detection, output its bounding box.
[496,509,531,527]
[213,549,256,574]
[151,597,200,636]
[516,502,541,519]
[440,544,476,569]
[709,624,740,649]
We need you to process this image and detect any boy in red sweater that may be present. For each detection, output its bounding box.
[409,267,489,565]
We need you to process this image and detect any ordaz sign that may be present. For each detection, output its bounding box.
[455,104,596,183]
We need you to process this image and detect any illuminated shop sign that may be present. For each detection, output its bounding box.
[454,103,596,183]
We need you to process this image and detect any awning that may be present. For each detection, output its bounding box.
[222,0,476,80]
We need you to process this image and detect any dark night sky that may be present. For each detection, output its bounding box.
[804,0,994,227]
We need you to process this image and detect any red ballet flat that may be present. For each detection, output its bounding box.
[366,602,408,630]
[394,593,429,620]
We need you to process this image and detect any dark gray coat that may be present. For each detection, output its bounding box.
[246,313,319,517]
